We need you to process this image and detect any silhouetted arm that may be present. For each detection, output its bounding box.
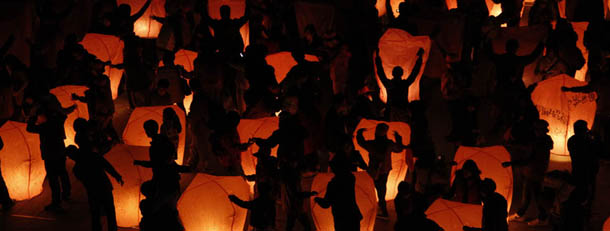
[229,195,254,209]
[133,160,154,168]
[101,156,123,184]
[130,0,152,23]
[356,128,372,151]
[562,83,595,93]
[375,50,391,86]
[386,0,396,22]
[401,49,424,88]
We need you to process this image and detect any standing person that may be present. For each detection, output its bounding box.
[356,123,407,218]
[206,4,249,60]
[26,93,75,211]
[160,107,182,159]
[505,120,553,226]
[156,52,191,110]
[447,160,483,204]
[0,136,15,210]
[229,182,276,231]
[314,156,362,231]
[567,120,600,207]
[463,178,509,231]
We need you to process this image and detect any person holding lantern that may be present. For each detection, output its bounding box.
[568,120,601,210]
[206,3,250,61]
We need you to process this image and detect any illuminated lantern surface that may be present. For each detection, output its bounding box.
[50,85,90,147]
[116,0,166,38]
[425,199,482,231]
[159,49,197,114]
[122,105,187,164]
[604,217,610,230]
[377,29,431,103]
[452,146,513,211]
[208,0,249,49]
[265,51,319,84]
[531,74,597,163]
[310,172,377,231]
[486,0,502,16]
[104,144,151,228]
[375,0,402,17]
[80,33,125,100]
[352,119,411,201]
[572,22,589,81]
[0,121,45,201]
[237,117,279,185]
[177,173,251,231]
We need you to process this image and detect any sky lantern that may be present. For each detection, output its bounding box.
[0,121,45,201]
[425,198,483,231]
[531,74,597,165]
[116,0,166,38]
[310,172,377,231]
[377,29,431,103]
[159,49,197,114]
[208,0,249,50]
[177,173,251,231]
[452,146,513,211]
[80,33,124,100]
[265,51,319,84]
[352,119,411,201]
[572,22,589,81]
[236,117,279,192]
[122,105,187,164]
[604,217,610,230]
[104,144,151,228]
[50,85,89,147]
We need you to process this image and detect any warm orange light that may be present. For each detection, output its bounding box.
[236,117,279,192]
[122,105,187,164]
[0,121,46,201]
[376,29,430,103]
[117,0,166,38]
[310,172,377,231]
[50,86,90,147]
[80,33,124,100]
[104,144,151,228]
[486,0,502,16]
[375,0,402,17]
[159,49,197,114]
[452,146,513,211]
[604,217,610,230]
[425,199,482,231]
[531,75,597,165]
[265,52,319,84]
[177,173,251,231]
[572,22,589,81]
[352,119,411,201]
[208,0,250,50]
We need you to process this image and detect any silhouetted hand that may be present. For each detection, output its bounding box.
[501,162,511,168]
[314,197,323,204]
[417,48,425,56]
[228,194,239,202]
[311,191,319,196]
[116,176,124,186]
[561,86,569,92]
[71,93,79,100]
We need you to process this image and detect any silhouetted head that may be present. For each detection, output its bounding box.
[534,119,550,135]
[163,107,178,122]
[225,110,241,129]
[480,178,497,198]
[375,123,389,138]
[220,5,231,19]
[143,120,159,138]
[291,48,305,63]
[397,181,412,194]
[329,154,350,174]
[73,118,89,134]
[574,120,588,135]
[140,180,156,198]
[163,51,176,66]
[118,4,132,17]
[157,79,170,95]
[462,159,481,178]
[392,66,404,79]
[506,39,519,54]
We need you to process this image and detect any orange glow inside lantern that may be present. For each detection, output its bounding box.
[376,29,430,103]
[604,217,610,231]
[426,199,482,231]
[451,146,513,211]
[0,121,45,201]
[352,119,411,201]
[486,0,502,16]
[80,33,124,100]
[531,75,597,165]
[265,51,319,84]
[116,0,166,38]
[208,0,250,50]
[104,144,151,228]
[159,49,197,114]
[375,0,401,17]
[236,117,279,192]
[310,172,377,231]
[122,105,187,165]
[50,86,90,147]
[572,22,589,81]
[178,173,251,231]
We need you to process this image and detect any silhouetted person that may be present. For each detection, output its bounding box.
[394,181,425,220]
[160,107,182,158]
[447,159,483,204]
[207,4,249,60]
[210,111,252,175]
[492,0,523,27]
[567,120,600,207]
[26,93,76,211]
[156,52,191,109]
[314,156,362,231]
[394,200,443,231]
[114,0,152,38]
[67,118,124,231]
[356,123,407,217]
[0,136,15,210]
[489,39,544,88]
[139,180,184,231]
[506,119,553,226]
[229,182,276,231]
[149,79,172,106]
[463,178,508,231]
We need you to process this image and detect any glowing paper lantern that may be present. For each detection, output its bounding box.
[177,173,250,231]
[376,29,431,103]
[0,121,45,201]
[375,0,401,17]
[352,119,411,201]
[310,172,377,231]
[237,117,279,190]
[265,51,319,84]
[531,74,597,164]
[116,0,166,38]
[80,33,125,100]
[604,217,610,231]
[425,199,482,231]
[50,85,90,147]
[452,146,513,211]
[104,144,151,228]
[486,0,502,16]
[208,0,250,49]
[122,105,187,164]
[159,49,197,114]
[572,22,589,81]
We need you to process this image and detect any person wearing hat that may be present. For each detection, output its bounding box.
[505,119,553,226]
[447,159,483,204]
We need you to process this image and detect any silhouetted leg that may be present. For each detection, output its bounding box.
[375,174,389,216]
[44,160,61,206]
[0,166,12,207]
[517,179,534,216]
[89,194,102,231]
[104,192,118,231]
[58,158,71,200]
